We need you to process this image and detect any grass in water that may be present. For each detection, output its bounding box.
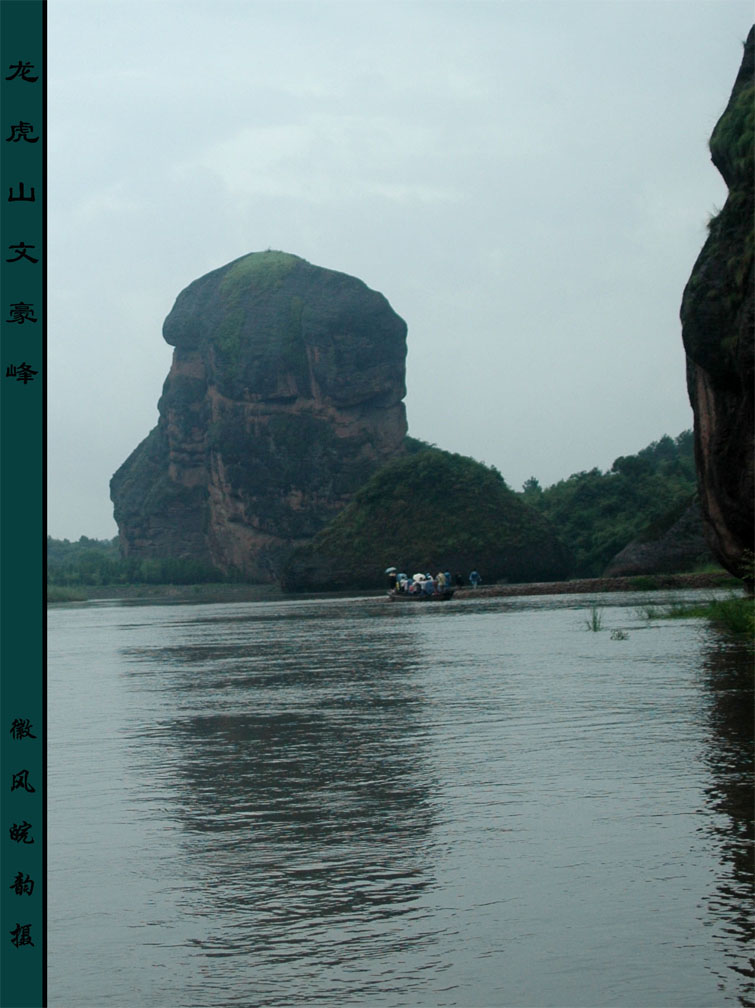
[584,606,604,632]
[637,593,754,641]
[705,597,755,637]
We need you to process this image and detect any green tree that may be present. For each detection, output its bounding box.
[523,430,698,578]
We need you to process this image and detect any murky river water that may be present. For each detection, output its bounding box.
[48,590,753,1008]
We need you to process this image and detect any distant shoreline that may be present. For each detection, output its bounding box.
[48,570,740,606]
[453,571,738,600]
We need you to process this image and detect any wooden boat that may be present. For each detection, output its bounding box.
[387,588,455,602]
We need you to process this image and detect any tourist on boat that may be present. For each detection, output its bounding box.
[436,571,447,590]
[469,569,482,588]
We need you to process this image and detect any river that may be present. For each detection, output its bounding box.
[48,590,753,1008]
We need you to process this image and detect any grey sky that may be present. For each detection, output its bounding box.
[48,0,752,541]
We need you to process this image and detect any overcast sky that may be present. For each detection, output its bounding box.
[48,0,752,541]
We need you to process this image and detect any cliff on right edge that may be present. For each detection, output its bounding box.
[680,27,754,585]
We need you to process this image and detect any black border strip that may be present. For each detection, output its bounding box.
[1,2,46,1005]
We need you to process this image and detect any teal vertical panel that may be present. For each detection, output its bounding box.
[1,2,45,1006]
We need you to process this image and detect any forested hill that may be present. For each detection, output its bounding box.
[280,446,571,591]
[520,431,699,578]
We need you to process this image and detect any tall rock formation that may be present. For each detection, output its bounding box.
[680,28,754,584]
[110,252,408,581]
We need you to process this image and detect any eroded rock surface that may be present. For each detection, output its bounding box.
[680,28,754,583]
[110,252,408,580]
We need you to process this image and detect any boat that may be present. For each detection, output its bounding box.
[387,588,455,602]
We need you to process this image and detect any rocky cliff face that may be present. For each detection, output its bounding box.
[110,252,408,581]
[680,28,754,584]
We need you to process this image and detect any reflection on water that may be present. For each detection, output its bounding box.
[162,613,438,992]
[48,593,754,1008]
[700,639,755,1004]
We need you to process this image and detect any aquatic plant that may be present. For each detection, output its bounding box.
[705,596,755,637]
[635,593,754,643]
[584,606,604,632]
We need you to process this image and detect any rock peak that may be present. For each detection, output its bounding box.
[111,253,408,580]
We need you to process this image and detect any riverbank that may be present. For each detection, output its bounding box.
[47,583,285,604]
[48,570,741,605]
[453,570,739,600]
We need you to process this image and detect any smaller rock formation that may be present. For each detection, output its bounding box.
[680,28,754,584]
[280,447,573,591]
[603,498,712,578]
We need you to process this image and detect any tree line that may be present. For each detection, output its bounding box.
[520,431,699,578]
[47,537,223,586]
